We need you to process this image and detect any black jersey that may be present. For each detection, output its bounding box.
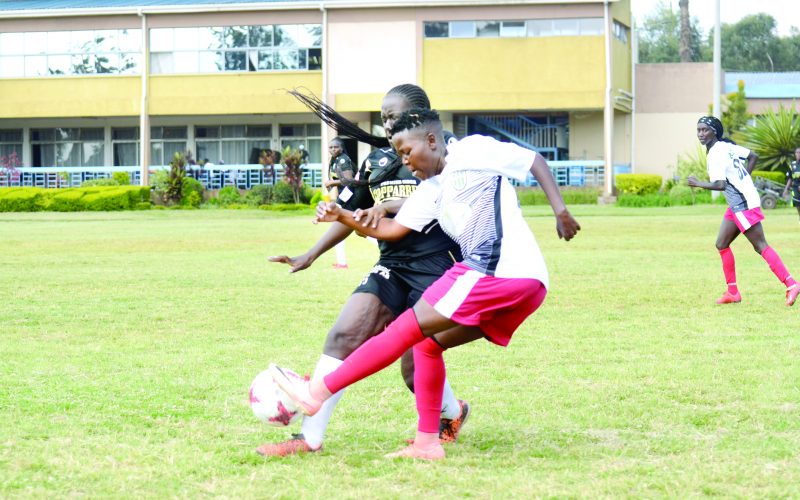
[329,153,356,181]
[339,145,460,261]
[788,161,800,193]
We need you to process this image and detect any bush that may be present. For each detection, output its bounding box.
[183,191,202,208]
[112,171,131,185]
[751,170,786,184]
[272,181,295,204]
[0,186,152,212]
[83,188,131,211]
[259,203,315,212]
[45,189,84,212]
[181,177,204,207]
[245,184,273,206]
[0,188,41,211]
[516,187,601,206]
[217,186,241,206]
[308,189,323,206]
[617,189,714,207]
[615,174,663,195]
[82,177,120,187]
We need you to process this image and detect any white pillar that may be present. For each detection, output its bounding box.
[138,10,150,186]
[712,0,721,118]
[603,0,614,196]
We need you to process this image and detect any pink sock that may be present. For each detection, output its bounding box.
[413,338,446,434]
[761,246,796,287]
[719,248,738,294]
[323,309,424,394]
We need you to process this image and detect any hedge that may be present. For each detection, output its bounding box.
[0,186,152,212]
[615,174,663,195]
[516,187,602,206]
[751,170,786,184]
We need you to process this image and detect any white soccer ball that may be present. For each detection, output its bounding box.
[249,368,302,427]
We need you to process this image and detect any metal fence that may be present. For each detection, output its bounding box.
[0,160,612,190]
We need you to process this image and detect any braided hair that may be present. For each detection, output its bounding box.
[389,109,441,137]
[698,116,736,144]
[287,84,433,148]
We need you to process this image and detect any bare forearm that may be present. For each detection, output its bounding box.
[307,222,353,259]
[335,210,408,241]
[693,179,726,191]
[530,153,567,216]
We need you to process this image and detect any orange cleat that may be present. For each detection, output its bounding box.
[268,363,322,416]
[385,442,445,461]
[439,400,471,443]
[716,290,742,304]
[256,434,320,457]
[786,285,799,307]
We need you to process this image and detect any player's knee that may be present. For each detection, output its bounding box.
[752,240,768,254]
[715,240,729,251]
[324,328,372,359]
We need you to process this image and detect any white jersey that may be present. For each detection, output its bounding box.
[394,135,549,287]
[706,141,760,212]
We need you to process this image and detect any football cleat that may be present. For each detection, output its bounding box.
[268,363,321,416]
[786,284,799,307]
[439,400,471,443]
[256,433,320,457]
[716,290,742,304]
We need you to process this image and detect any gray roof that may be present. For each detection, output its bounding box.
[725,72,800,99]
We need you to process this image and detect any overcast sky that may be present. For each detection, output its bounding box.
[630,0,800,36]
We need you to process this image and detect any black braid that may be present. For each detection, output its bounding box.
[386,84,431,109]
[287,88,389,148]
[390,109,440,137]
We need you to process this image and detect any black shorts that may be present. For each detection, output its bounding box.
[353,252,458,316]
[792,190,800,205]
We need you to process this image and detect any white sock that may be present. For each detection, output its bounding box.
[334,242,347,266]
[300,354,344,449]
[440,378,460,420]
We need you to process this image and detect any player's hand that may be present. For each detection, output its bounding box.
[353,205,388,228]
[268,253,314,273]
[687,175,700,187]
[314,201,340,224]
[555,209,580,241]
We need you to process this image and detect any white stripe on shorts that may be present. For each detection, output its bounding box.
[735,210,752,231]
[433,269,483,319]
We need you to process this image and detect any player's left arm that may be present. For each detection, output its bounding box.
[529,152,580,241]
[745,151,758,173]
[316,202,412,241]
[355,199,406,228]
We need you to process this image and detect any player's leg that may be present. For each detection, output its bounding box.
[256,291,395,456]
[742,222,799,305]
[715,217,742,303]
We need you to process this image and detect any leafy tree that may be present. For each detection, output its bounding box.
[638,1,704,63]
[164,152,186,204]
[280,145,304,204]
[740,105,800,172]
[716,14,783,71]
[719,80,751,140]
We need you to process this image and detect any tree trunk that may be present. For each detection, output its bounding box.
[679,0,691,62]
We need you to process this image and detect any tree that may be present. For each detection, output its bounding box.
[716,14,783,71]
[740,105,800,173]
[280,146,305,204]
[678,0,691,62]
[720,80,751,141]
[637,1,704,63]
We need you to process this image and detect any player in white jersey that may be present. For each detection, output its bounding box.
[688,116,798,306]
[268,109,580,460]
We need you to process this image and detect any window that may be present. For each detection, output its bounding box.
[476,21,500,38]
[0,29,141,78]
[424,18,605,39]
[450,21,476,38]
[279,123,322,163]
[0,129,23,165]
[30,128,104,167]
[195,125,272,165]
[149,24,322,74]
[424,22,449,38]
[613,20,629,44]
[150,126,187,166]
[112,127,139,166]
[500,21,526,37]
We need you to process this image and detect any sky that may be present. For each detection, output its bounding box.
[630,0,800,37]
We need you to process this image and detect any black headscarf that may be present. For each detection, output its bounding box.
[698,116,723,139]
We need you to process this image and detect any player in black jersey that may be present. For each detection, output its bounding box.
[782,147,800,222]
[324,137,356,269]
[258,84,469,457]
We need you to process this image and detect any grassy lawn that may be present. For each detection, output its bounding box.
[1,205,799,497]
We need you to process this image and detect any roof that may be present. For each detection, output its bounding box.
[725,72,800,99]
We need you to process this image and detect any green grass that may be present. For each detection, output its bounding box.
[1,206,799,497]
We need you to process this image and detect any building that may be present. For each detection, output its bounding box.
[0,0,633,192]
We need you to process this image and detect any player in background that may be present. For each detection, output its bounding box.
[324,137,356,269]
[782,147,800,223]
[258,85,469,457]
[269,109,580,460]
[688,116,799,306]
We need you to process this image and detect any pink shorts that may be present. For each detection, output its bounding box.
[724,207,764,233]
[421,262,547,346]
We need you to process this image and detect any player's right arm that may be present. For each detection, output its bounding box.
[316,203,411,242]
[530,152,580,241]
[269,222,354,273]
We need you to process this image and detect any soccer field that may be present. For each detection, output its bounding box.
[1,206,799,497]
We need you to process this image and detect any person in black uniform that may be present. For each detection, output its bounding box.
[782,147,800,222]
[324,137,356,269]
[259,84,469,457]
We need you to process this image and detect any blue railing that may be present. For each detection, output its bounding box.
[0,160,613,190]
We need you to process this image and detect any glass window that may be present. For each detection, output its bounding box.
[579,18,604,35]
[527,20,552,37]
[552,19,579,36]
[30,127,104,167]
[476,21,500,37]
[82,142,104,166]
[252,50,272,70]
[113,142,138,166]
[173,51,199,73]
[449,21,475,38]
[198,27,224,50]
[48,55,72,75]
[279,124,304,137]
[150,52,174,74]
[0,33,24,55]
[424,22,448,38]
[95,30,117,52]
[275,25,299,47]
[224,26,248,48]
[614,21,629,43]
[174,28,199,51]
[81,128,103,141]
[118,29,141,52]
[195,126,220,138]
[249,26,273,48]
[0,56,24,77]
[222,125,245,138]
[196,141,217,163]
[246,125,271,137]
[47,31,71,53]
[150,28,174,52]
[23,32,47,55]
[25,56,47,77]
[220,140,246,164]
[298,24,322,47]
[308,48,322,70]
[163,127,187,140]
[225,51,246,71]
[500,21,526,37]
[0,129,23,165]
[198,51,223,72]
[70,31,95,53]
[0,129,23,142]
[274,50,299,70]
[112,127,138,140]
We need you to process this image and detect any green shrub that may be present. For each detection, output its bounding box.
[615,174,663,195]
[135,201,152,210]
[272,182,295,204]
[217,186,241,206]
[259,203,315,212]
[751,170,786,184]
[46,189,84,212]
[308,189,323,206]
[82,188,131,211]
[181,177,204,206]
[245,184,273,206]
[82,177,120,187]
[112,171,131,185]
[0,188,41,211]
[150,169,169,191]
[183,190,202,208]
[516,187,601,206]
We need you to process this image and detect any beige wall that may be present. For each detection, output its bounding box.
[569,111,604,161]
[634,63,714,178]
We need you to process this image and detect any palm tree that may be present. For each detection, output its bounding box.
[679,0,691,62]
[741,105,800,172]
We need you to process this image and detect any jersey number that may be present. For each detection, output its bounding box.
[732,157,747,180]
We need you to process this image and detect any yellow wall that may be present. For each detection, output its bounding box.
[149,73,321,115]
[0,77,140,118]
[421,36,606,111]
[569,111,604,160]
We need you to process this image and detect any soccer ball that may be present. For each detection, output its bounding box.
[249,368,302,427]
